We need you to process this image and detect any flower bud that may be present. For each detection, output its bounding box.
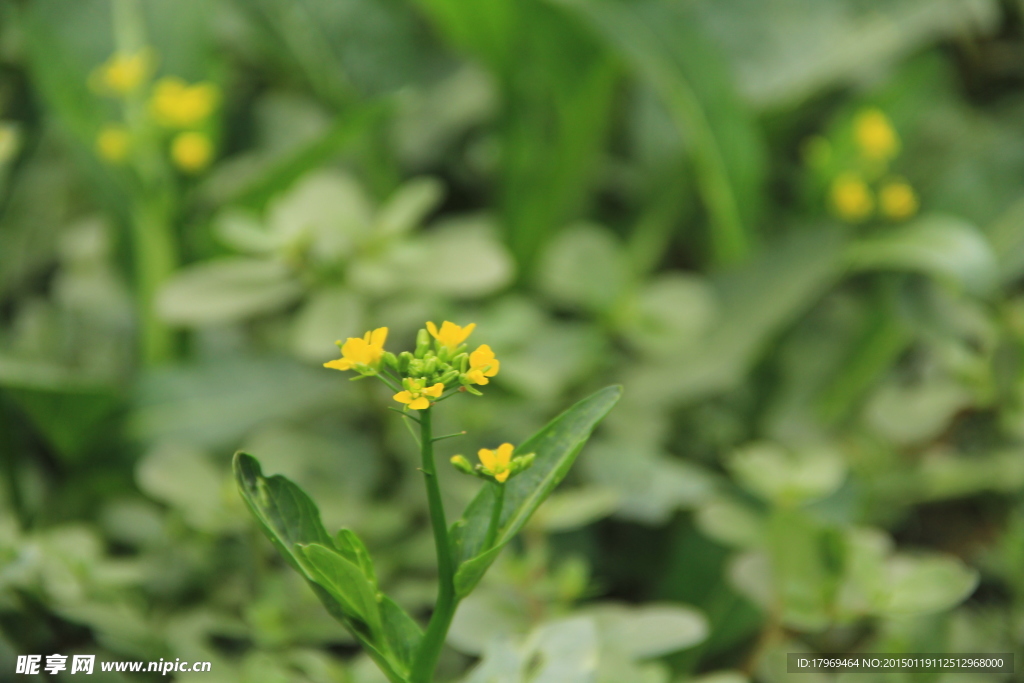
[408,359,425,376]
[383,352,399,370]
[450,455,476,476]
[424,356,440,375]
[398,351,413,374]
[415,328,432,357]
[453,353,469,373]
[512,452,536,474]
[438,369,459,386]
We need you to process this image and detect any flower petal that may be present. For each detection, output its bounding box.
[424,383,445,398]
[369,327,388,348]
[393,391,414,405]
[409,397,430,410]
[495,443,514,465]
[426,321,439,339]
[478,448,497,471]
[495,470,510,483]
[323,359,353,371]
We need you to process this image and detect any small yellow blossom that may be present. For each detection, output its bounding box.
[879,181,919,221]
[90,49,154,95]
[478,443,515,483]
[0,124,20,164]
[830,173,873,222]
[393,379,444,410]
[325,327,389,373]
[96,125,132,164]
[426,321,476,351]
[171,132,213,173]
[149,77,219,128]
[466,344,499,385]
[854,108,900,162]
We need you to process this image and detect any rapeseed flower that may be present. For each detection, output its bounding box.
[324,327,389,374]
[831,173,873,222]
[150,77,219,128]
[465,345,499,385]
[171,132,213,173]
[394,378,444,410]
[854,108,899,163]
[879,180,919,221]
[427,321,475,351]
[91,49,153,95]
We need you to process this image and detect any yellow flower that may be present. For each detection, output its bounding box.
[149,77,219,128]
[830,173,873,222]
[854,108,900,162]
[478,443,515,483]
[426,320,476,351]
[171,132,213,173]
[90,49,154,95]
[393,379,444,410]
[879,181,919,221]
[96,125,131,164]
[324,327,389,373]
[466,344,499,385]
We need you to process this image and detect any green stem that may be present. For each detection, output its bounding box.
[484,482,505,550]
[131,199,178,365]
[410,408,458,683]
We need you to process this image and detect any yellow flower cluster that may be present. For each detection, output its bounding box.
[323,320,501,411]
[811,108,920,224]
[90,48,219,173]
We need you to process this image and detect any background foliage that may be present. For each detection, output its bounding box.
[2,0,1024,680]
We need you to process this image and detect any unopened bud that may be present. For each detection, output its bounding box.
[450,455,476,476]
[383,352,399,369]
[438,369,459,386]
[424,356,439,375]
[398,351,413,373]
[408,359,425,376]
[453,353,469,373]
[415,329,432,357]
[512,452,536,474]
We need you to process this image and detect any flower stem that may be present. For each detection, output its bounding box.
[410,407,458,683]
[484,482,505,550]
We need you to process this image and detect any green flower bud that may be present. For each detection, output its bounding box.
[415,328,432,358]
[438,369,459,386]
[453,353,469,373]
[511,452,536,475]
[424,356,439,375]
[450,455,476,476]
[383,352,399,369]
[408,359,425,376]
[398,351,413,374]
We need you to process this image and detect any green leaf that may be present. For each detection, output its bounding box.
[233,453,408,683]
[845,215,997,295]
[156,258,304,326]
[450,385,622,598]
[298,543,383,637]
[380,595,424,672]
[334,528,378,587]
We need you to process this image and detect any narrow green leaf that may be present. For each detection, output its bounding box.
[298,543,384,637]
[554,0,766,265]
[451,385,622,598]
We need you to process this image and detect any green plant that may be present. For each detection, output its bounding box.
[233,321,620,683]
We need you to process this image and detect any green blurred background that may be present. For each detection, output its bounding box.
[2,0,1024,680]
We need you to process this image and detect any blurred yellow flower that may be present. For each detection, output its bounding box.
[830,173,873,222]
[466,344,499,385]
[90,49,154,95]
[149,77,219,128]
[96,125,132,164]
[171,132,213,173]
[854,108,900,162]
[478,443,515,483]
[880,181,919,221]
[324,327,389,373]
[426,320,476,351]
[394,379,444,410]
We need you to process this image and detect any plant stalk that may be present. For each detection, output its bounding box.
[484,482,505,550]
[410,407,458,683]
